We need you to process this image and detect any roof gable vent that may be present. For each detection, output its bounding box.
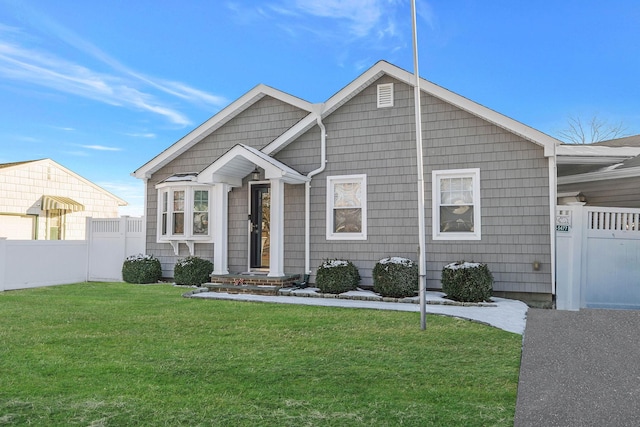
[377,83,394,108]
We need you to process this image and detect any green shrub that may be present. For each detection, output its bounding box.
[441,261,493,302]
[315,259,360,294]
[373,257,419,298]
[122,254,162,284]
[174,256,213,286]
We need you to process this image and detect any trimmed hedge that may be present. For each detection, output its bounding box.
[315,259,360,294]
[373,257,419,298]
[122,254,162,284]
[441,261,493,302]
[174,256,213,286]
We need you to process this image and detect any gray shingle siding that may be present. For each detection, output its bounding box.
[142,75,552,296]
[145,96,308,277]
[288,76,551,294]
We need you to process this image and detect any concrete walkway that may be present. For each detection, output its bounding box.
[189,288,528,334]
[515,308,640,426]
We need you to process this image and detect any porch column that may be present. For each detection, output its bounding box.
[212,183,230,275]
[268,178,285,277]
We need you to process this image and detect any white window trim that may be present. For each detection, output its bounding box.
[155,182,213,244]
[326,174,367,240]
[432,168,481,241]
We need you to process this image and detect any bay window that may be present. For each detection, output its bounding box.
[156,177,213,243]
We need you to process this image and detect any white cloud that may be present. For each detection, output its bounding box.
[80,145,122,151]
[0,11,226,125]
[291,0,384,37]
[264,0,436,46]
[157,81,228,107]
[0,40,193,125]
[416,0,437,31]
[12,135,40,143]
[65,150,90,157]
[125,132,156,139]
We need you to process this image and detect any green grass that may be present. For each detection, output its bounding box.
[0,283,522,426]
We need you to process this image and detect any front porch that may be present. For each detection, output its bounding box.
[205,273,302,295]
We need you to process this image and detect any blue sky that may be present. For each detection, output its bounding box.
[1,0,638,216]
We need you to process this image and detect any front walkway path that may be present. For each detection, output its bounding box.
[188,288,528,334]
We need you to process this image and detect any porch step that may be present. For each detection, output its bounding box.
[207,273,301,296]
[205,283,281,296]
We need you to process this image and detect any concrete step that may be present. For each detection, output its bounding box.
[205,283,281,296]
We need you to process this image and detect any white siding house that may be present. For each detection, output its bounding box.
[0,159,127,240]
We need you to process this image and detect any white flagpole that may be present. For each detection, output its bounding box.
[411,0,427,330]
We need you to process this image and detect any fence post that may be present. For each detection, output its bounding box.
[85,217,92,283]
[120,216,128,269]
[556,204,585,310]
[0,238,6,291]
[570,204,585,309]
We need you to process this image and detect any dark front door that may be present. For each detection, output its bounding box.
[250,184,270,269]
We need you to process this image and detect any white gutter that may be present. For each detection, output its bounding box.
[142,178,148,255]
[305,104,327,276]
[556,145,640,158]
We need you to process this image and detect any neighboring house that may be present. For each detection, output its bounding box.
[134,60,560,304]
[557,135,640,208]
[0,159,127,240]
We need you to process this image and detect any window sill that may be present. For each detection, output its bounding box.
[326,234,367,241]
[432,233,481,241]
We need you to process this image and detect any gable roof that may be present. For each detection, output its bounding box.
[0,159,45,170]
[266,61,561,156]
[197,144,309,186]
[0,158,127,206]
[133,84,315,179]
[134,60,561,179]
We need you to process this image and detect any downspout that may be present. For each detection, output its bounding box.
[548,147,558,296]
[142,178,148,256]
[305,104,327,276]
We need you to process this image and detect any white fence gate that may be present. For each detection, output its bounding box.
[87,217,145,282]
[556,206,640,310]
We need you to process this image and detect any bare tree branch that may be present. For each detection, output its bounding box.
[557,114,629,144]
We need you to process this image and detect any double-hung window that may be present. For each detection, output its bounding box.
[326,174,367,240]
[432,168,481,240]
[192,190,209,235]
[172,190,185,235]
[156,175,212,243]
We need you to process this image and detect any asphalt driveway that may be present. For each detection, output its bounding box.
[515,308,640,426]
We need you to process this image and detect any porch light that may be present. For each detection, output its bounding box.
[251,168,260,181]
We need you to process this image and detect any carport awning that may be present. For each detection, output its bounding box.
[41,195,85,212]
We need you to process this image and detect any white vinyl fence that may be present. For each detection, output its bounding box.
[87,217,145,282]
[0,217,145,291]
[556,205,640,310]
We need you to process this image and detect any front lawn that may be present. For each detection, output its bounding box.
[0,283,521,426]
